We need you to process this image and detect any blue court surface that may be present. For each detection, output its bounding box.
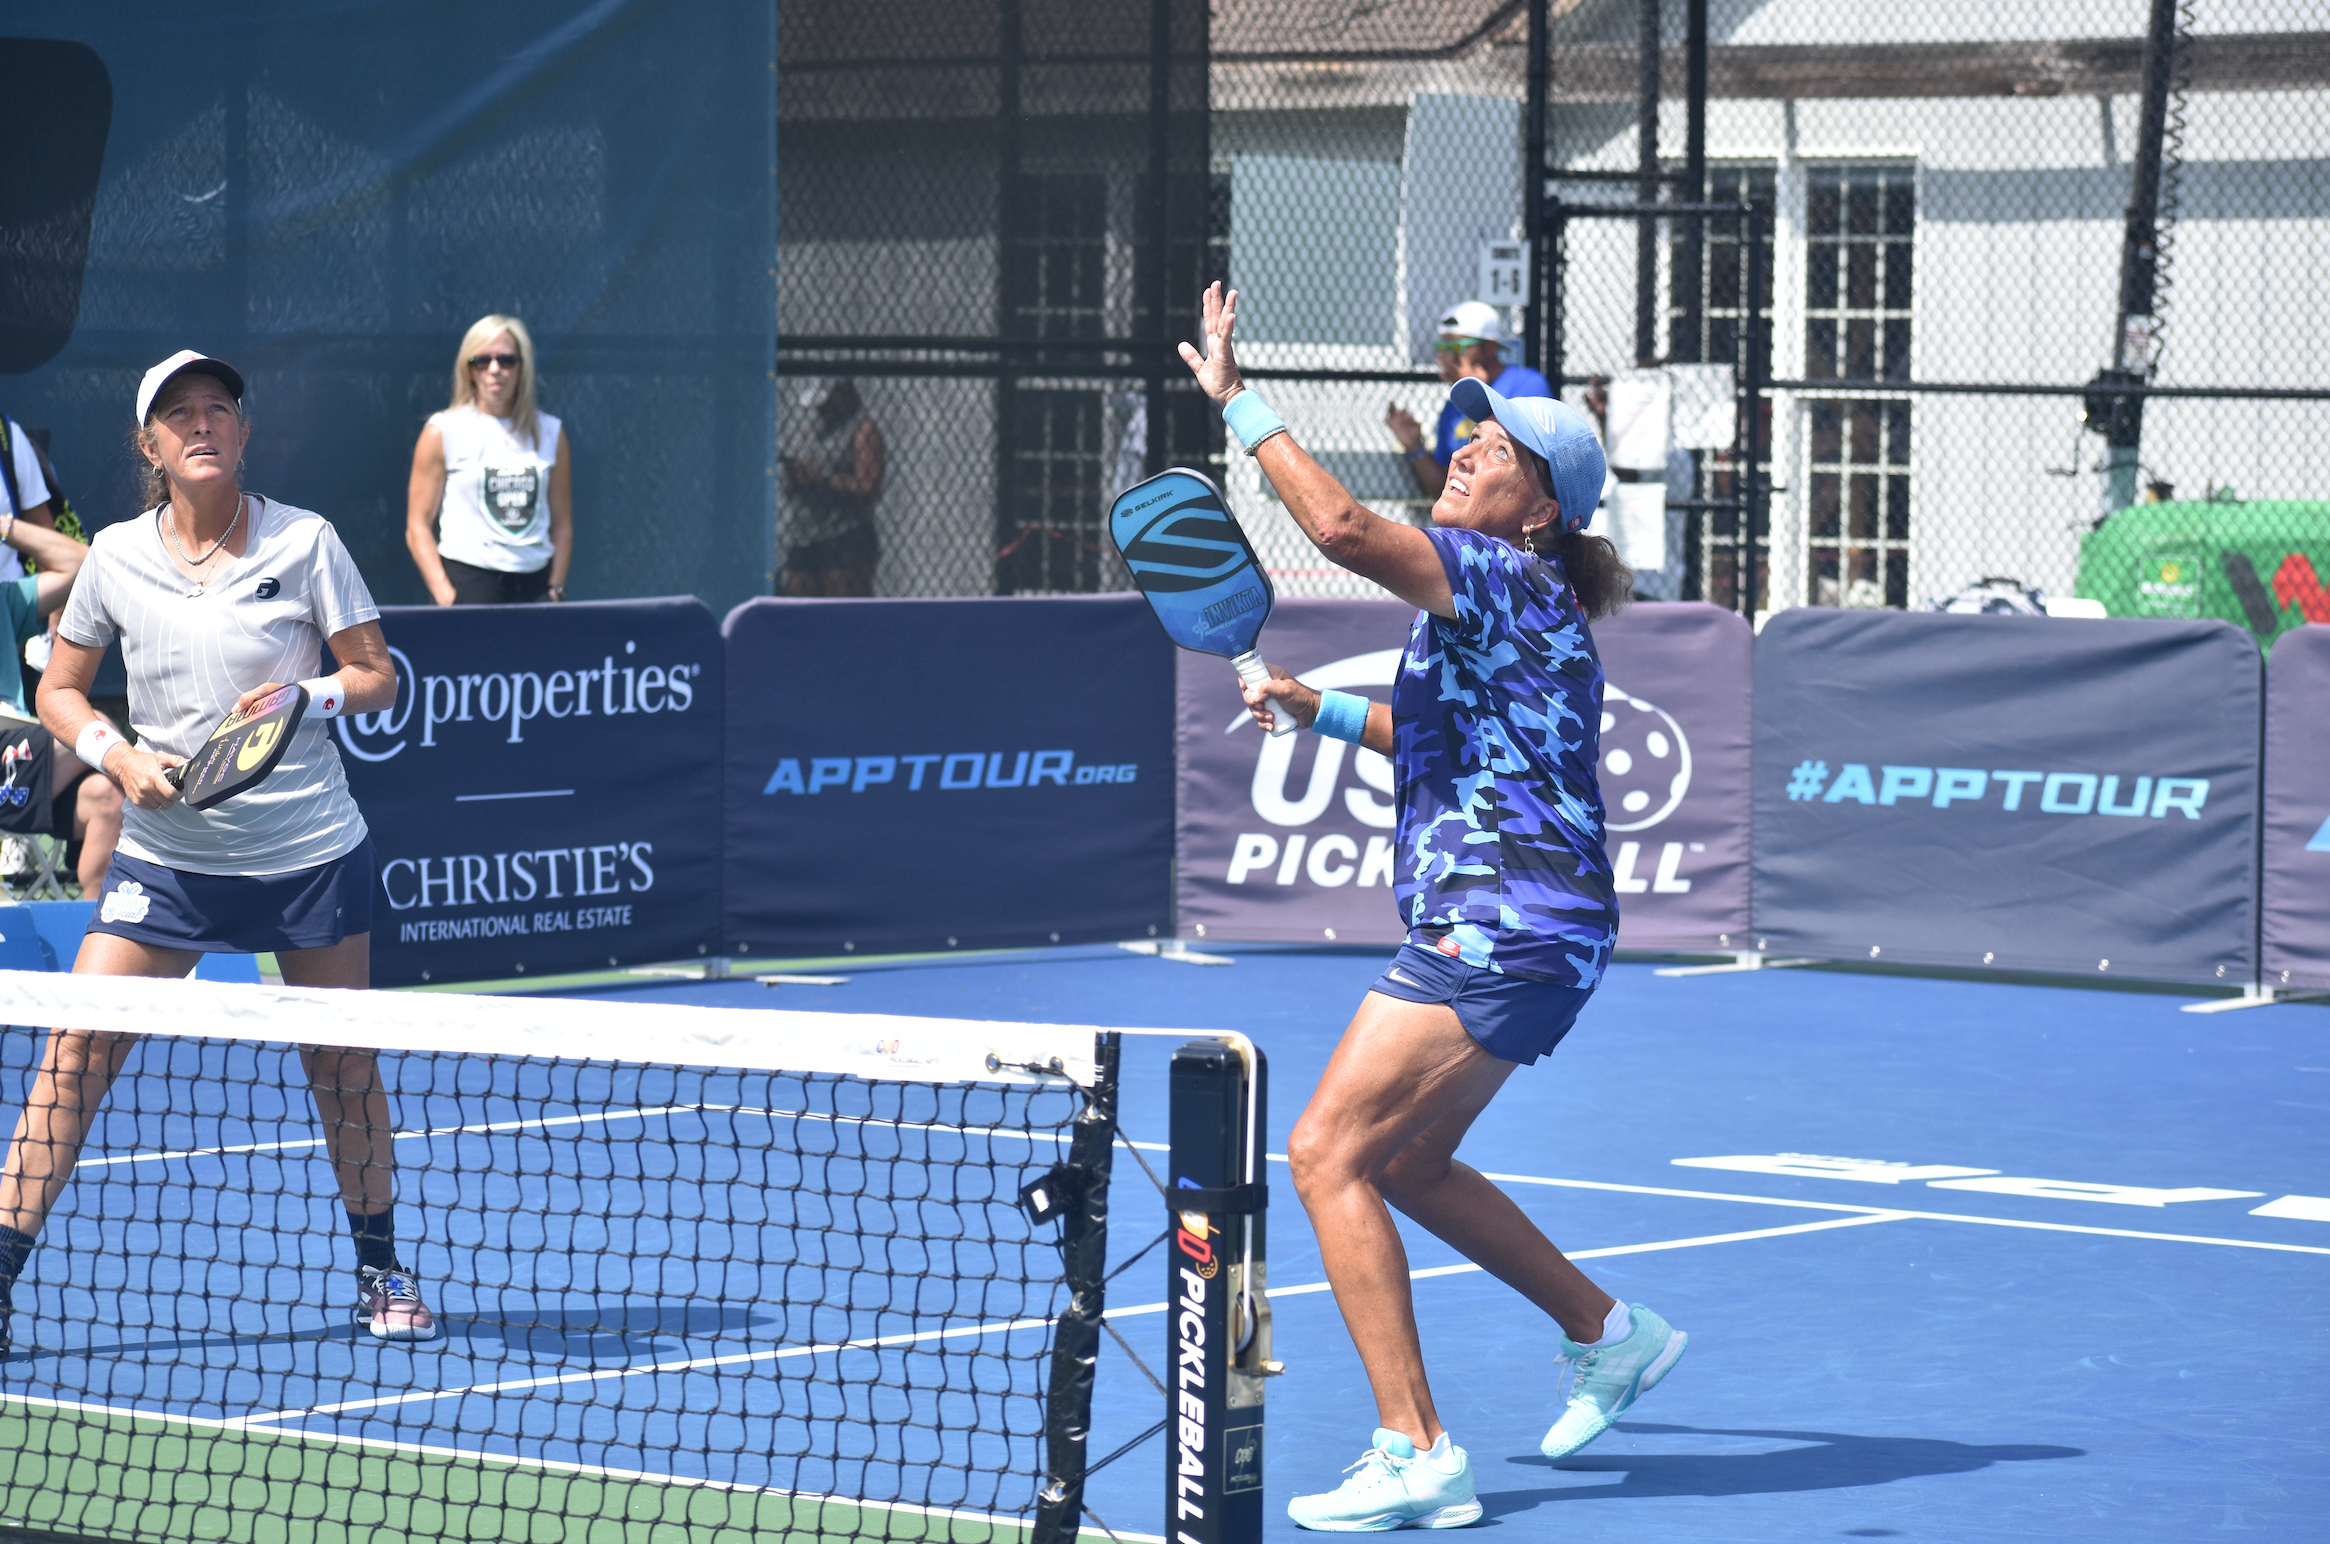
[4,947,2324,1542]
[576,950,2330,1542]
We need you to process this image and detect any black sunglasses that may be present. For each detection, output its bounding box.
[468,353,521,371]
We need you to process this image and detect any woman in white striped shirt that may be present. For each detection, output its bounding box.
[0,351,437,1353]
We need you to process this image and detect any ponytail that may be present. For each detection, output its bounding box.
[1554,529,1632,621]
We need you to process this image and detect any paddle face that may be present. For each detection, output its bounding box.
[166,684,309,811]
[1108,468,1274,658]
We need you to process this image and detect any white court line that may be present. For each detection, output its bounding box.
[0,1391,1150,1543]
[452,790,574,802]
[1472,1171,2330,1258]
[238,1311,1062,1426]
[1100,1213,1909,1314]
[247,1214,1902,1425]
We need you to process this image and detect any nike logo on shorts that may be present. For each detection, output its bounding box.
[1387,969,1419,987]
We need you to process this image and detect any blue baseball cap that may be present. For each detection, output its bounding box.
[1448,376,1606,534]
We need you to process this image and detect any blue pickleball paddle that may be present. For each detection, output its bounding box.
[1108,467,1293,737]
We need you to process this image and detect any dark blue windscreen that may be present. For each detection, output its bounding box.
[1108,468,1274,658]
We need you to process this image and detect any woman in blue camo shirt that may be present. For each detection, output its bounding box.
[1180,282,1685,1532]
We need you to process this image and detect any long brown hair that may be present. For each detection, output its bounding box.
[1552,529,1633,621]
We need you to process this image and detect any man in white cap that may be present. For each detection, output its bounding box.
[1385,299,1553,499]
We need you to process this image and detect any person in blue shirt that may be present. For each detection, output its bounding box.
[1180,282,1688,1532]
[1385,299,1554,500]
[0,510,120,899]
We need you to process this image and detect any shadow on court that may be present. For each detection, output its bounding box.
[440,1302,768,1359]
[1477,1424,2082,1516]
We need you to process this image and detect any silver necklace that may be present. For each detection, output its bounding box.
[166,494,246,569]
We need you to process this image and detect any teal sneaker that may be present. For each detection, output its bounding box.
[1287,1428,1483,1532]
[1539,1302,1688,1459]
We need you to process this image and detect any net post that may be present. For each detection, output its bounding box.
[1033,1030,1121,1544]
[1165,1037,1270,1544]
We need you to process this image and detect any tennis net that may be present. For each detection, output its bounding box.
[0,971,1124,1544]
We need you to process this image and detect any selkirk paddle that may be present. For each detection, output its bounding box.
[166,683,308,810]
[1107,467,1292,737]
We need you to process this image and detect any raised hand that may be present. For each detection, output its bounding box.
[1176,282,1246,406]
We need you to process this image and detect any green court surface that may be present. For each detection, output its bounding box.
[2,1398,1092,1544]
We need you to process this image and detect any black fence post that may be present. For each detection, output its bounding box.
[1166,1038,1270,1544]
[1743,204,1767,617]
[1673,0,1707,364]
[1633,0,1661,366]
[991,0,1022,595]
[1144,0,1172,478]
[1032,1032,1121,1544]
[1523,0,1548,375]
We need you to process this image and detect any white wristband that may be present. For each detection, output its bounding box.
[74,720,121,775]
[299,676,345,719]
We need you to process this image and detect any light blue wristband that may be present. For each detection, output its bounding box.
[1222,388,1288,456]
[1312,690,1369,744]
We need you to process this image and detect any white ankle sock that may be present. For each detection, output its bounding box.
[1579,1300,1632,1348]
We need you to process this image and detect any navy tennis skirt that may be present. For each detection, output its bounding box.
[86,838,376,955]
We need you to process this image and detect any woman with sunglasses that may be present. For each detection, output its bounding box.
[405,315,573,605]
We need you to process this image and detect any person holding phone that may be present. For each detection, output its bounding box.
[406,314,573,605]
[0,351,433,1356]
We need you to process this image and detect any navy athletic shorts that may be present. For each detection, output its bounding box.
[87,838,377,955]
[1369,938,1592,1066]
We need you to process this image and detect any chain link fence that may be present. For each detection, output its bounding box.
[779,1,2328,616]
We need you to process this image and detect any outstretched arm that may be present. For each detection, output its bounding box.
[1180,284,1454,619]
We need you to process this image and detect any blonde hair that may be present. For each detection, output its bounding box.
[448,314,542,449]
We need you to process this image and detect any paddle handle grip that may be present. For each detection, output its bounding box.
[1232,649,1296,738]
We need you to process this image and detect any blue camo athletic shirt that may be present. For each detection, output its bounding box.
[1390,527,1618,987]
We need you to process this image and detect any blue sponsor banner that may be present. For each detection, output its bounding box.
[721,596,1173,956]
[2263,624,2330,991]
[338,599,724,987]
[1753,611,2259,984]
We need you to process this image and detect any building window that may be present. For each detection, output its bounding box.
[1804,164,1913,383]
[1003,172,1107,343]
[1802,162,1914,607]
[1806,399,1912,608]
[999,389,1107,593]
[1669,163,1775,614]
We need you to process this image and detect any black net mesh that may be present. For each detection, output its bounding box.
[0,1018,1109,1542]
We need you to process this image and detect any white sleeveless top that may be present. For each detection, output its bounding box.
[430,403,561,573]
